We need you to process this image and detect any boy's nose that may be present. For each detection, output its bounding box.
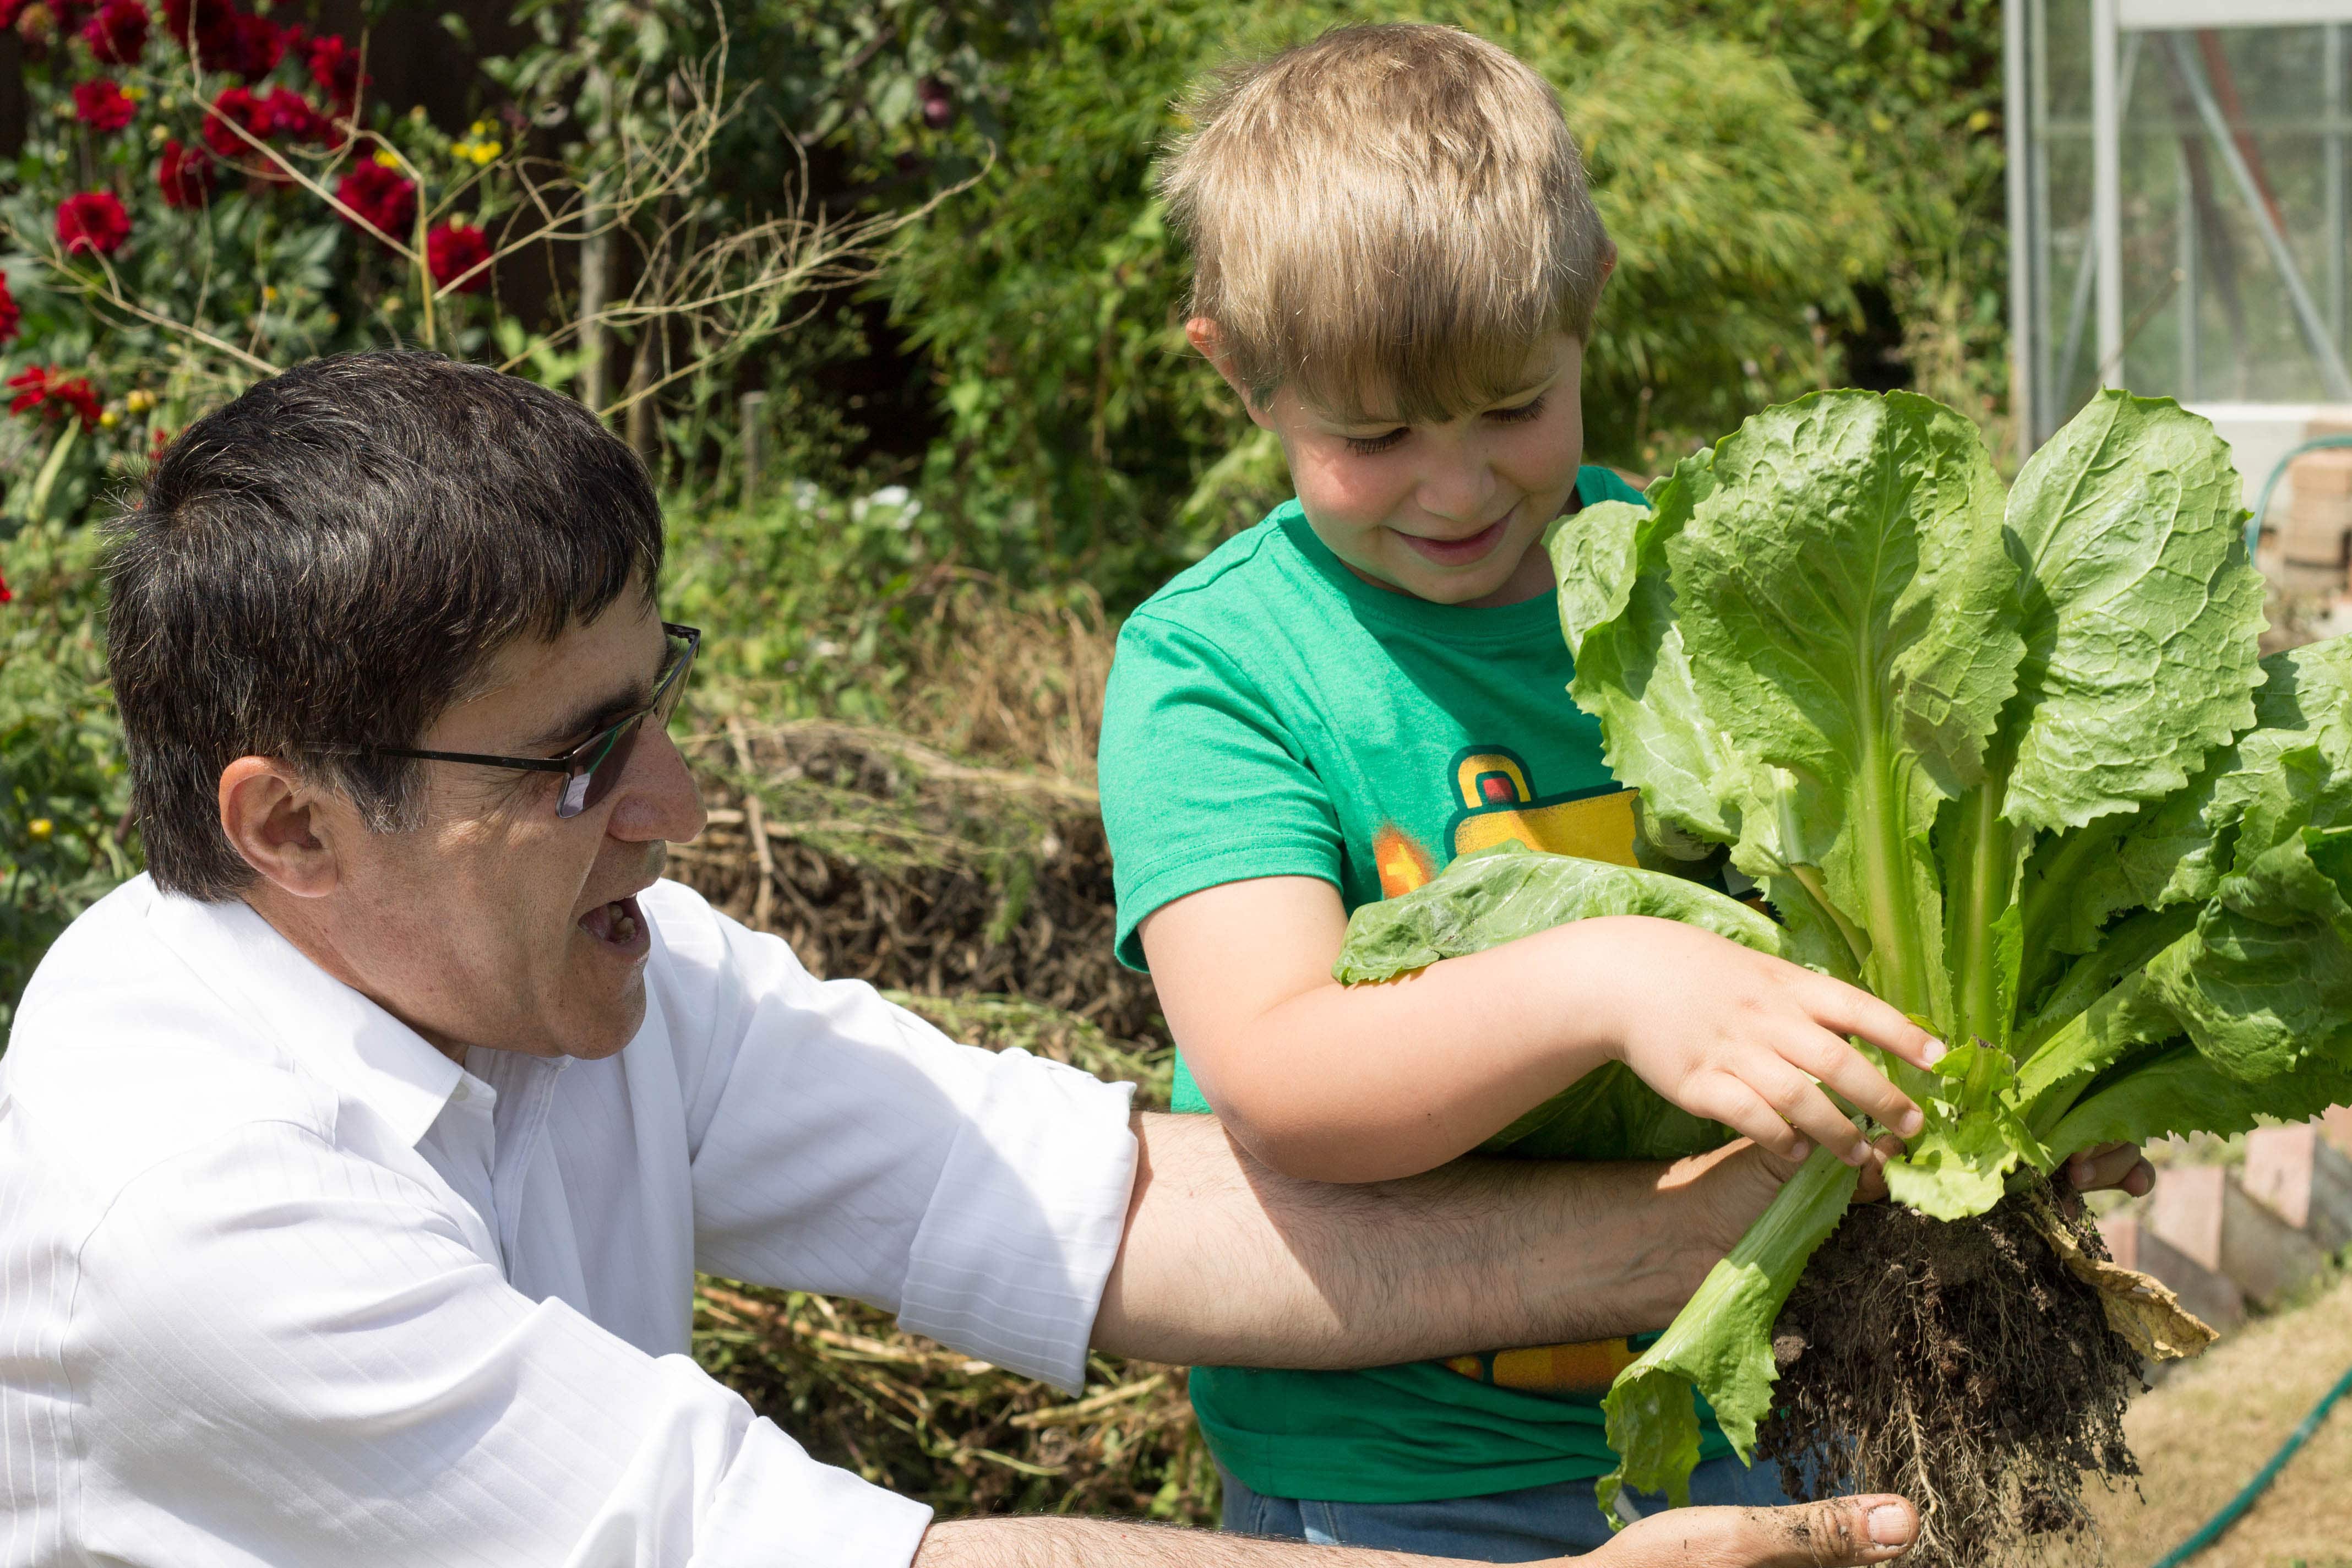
[1413,457,1500,529]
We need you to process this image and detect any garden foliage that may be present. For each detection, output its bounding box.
[1335,389,2352,1512]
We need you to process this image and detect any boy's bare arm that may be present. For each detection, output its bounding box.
[1088,1112,1784,1369]
[1139,876,1940,1184]
[914,1496,1923,1567]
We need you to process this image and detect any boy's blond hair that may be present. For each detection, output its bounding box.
[1161,23,1609,426]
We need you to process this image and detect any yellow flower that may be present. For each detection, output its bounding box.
[470,119,493,137]
[99,409,119,428]
[126,388,155,414]
[263,285,280,303]
[122,85,146,102]
[1967,108,1995,133]
[28,819,53,842]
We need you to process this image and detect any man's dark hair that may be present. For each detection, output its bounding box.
[108,349,665,901]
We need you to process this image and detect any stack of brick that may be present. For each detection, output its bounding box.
[2097,1107,2352,1354]
[2275,445,2352,592]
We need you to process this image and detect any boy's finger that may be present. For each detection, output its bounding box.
[1804,979,1947,1073]
[1751,1063,1875,1167]
[1707,1082,1815,1165]
[1797,1032,1925,1140]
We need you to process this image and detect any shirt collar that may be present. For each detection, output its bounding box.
[142,879,465,1148]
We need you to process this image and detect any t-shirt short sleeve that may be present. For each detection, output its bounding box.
[1099,610,1342,972]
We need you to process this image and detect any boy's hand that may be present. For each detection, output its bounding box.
[1570,916,1944,1167]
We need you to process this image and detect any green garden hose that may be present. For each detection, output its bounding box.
[2247,434,2352,560]
[2147,1358,2352,1568]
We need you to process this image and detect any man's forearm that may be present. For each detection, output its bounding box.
[1090,1112,1778,1369]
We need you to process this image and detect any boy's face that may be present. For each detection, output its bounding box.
[1220,330,1589,608]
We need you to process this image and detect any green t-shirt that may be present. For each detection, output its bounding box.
[1096,468,1733,1502]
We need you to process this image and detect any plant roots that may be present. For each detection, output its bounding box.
[1756,1181,2144,1568]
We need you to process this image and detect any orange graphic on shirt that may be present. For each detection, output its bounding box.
[1373,824,1437,897]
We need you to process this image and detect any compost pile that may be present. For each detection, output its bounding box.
[672,723,1206,1522]
[673,720,1159,1042]
[1335,389,2352,1567]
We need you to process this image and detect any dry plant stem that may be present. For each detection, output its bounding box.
[724,716,776,929]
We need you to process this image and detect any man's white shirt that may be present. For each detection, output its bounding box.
[0,876,1139,1567]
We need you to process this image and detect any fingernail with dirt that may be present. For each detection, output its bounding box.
[1867,1505,1913,1547]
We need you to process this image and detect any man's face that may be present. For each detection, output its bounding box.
[1247,331,1589,608]
[294,591,706,1060]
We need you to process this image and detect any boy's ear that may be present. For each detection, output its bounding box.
[1596,239,1618,296]
[1185,317,1275,431]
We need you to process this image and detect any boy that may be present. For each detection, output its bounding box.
[1097,23,2146,1560]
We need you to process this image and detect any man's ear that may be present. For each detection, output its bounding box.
[1595,239,1618,296]
[219,756,341,899]
[1184,317,1275,432]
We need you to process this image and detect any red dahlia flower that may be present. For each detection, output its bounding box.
[0,270,19,344]
[306,32,364,108]
[79,0,146,60]
[155,138,213,207]
[0,565,12,605]
[334,161,415,242]
[72,79,136,132]
[426,222,492,293]
[56,191,130,257]
[216,8,280,75]
[202,84,319,167]
[8,366,104,430]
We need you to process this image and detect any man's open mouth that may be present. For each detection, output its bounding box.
[580,894,649,950]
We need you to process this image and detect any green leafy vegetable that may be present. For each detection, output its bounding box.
[1332,388,2352,1515]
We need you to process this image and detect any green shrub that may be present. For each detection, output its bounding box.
[0,520,135,1037]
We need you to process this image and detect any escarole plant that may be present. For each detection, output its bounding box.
[1332,389,2352,1511]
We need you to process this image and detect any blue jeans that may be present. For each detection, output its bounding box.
[1219,1455,1799,1560]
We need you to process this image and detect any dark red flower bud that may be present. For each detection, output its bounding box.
[426,222,492,293]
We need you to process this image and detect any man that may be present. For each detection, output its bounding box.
[0,353,2147,1567]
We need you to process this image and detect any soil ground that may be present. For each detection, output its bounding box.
[2086,1274,2352,1568]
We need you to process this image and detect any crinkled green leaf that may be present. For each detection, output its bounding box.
[1668,390,2021,1021]
[1996,393,2264,835]
[2048,1044,2352,1159]
[1332,842,1788,981]
[1598,1147,1861,1511]
[1553,456,1752,852]
[2022,639,2352,963]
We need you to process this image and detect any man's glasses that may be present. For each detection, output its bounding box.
[331,623,700,819]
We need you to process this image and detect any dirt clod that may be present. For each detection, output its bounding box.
[1756,1181,2144,1568]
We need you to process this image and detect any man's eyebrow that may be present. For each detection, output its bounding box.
[518,641,668,754]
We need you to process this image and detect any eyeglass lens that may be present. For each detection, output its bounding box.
[557,633,696,820]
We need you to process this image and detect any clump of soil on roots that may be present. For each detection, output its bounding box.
[1756,1182,2144,1568]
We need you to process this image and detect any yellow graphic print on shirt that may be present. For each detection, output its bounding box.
[1373,745,1638,900]
[1379,746,1649,1396]
[1447,747,1638,865]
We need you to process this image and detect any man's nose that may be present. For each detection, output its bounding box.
[608,727,707,845]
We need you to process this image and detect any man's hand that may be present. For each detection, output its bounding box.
[913,1495,1920,1566]
[1576,1494,1919,1567]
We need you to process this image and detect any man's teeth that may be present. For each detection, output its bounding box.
[611,907,637,941]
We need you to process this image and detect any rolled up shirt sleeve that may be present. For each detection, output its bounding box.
[72,1121,934,1568]
[661,891,1141,1394]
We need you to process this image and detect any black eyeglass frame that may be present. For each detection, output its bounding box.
[319,623,701,819]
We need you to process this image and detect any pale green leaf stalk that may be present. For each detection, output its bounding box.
[1334,388,2352,1516]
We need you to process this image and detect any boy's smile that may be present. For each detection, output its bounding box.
[1210,330,1592,609]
